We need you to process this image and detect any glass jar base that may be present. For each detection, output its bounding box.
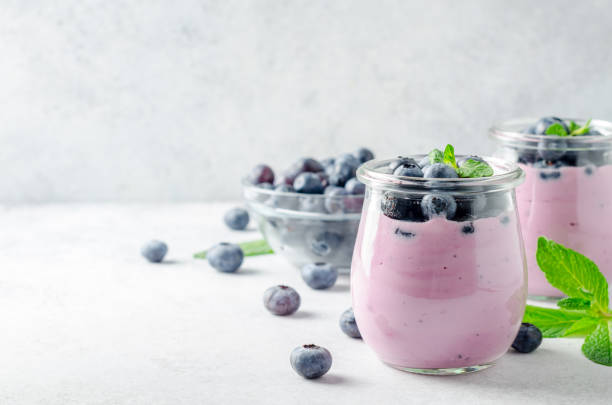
[385,361,494,375]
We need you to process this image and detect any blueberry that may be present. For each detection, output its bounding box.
[336,153,360,170]
[223,208,250,230]
[533,116,569,135]
[314,171,330,188]
[421,193,457,220]
[290,344,332,379]
[295,157,325,173]
[461,222,475,234]
[453,194,487,222]
[263,285,301,316]
[537,139,567,161]
[324,186,349,214]
[248,164,275,185]
[280,158,325,186]
[141,240,168,263]
[388,157,419,172]
[516,149,538,164]
[539,171,561,180]
[393,162,424,177]
[294,172,325,194]
[344,178,365,195]
[381,192,426,222]
[457,155,485,167]
[339,308,361,338]
[587,128,603,136]
[355,148,374,163]
[308,230,343,257]
[301,262,338,290]
[207,242,244,273]
[423,163,459,178]
[511,323,543,353]
[328,161,355,187]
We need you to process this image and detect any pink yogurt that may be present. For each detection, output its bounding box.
[517,163,612,297]
[351,202,526,370]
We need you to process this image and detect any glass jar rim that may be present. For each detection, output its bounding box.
[357,155,524,193]
[489,117,612,150]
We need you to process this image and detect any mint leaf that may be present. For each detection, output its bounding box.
[429,149,444,164]
[443,144,458,169]
[564,316,600,337]
[194,239,273,259]
[558,297,591,311]
[582,320,612,366]
[523,305,586,337]
[536,237,609,313]
[545,123,569,136]
[568,120,580,133]
[457,159,494,178]
[570,118,592,136]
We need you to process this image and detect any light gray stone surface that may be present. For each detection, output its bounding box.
[1,203,611,404]
[1,1,612,203]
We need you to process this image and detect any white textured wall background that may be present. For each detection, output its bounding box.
[1,0,611,203]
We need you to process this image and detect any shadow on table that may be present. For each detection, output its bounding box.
[415,345,612,398]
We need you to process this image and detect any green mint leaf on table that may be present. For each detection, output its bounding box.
[443,144,458,169]
[557,297,591,310]
[536,237,608,313]
[193,239,273,259]
[523,305,587,337]
[545,123,569,136]
[428,149,444,164]
[564,316,600,337]
[457,159,494,178]
[524,237,612,366]
[570,118,592,136]
[582,320,612,366]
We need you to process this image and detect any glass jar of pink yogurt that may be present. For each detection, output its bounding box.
[351,156,526,375]
[490,118,612,298]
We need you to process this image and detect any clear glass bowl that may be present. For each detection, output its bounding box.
[243,181,365,272]
[351,155,526,375]
[490,118,612,298]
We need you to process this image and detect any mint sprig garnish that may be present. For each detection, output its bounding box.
[457,158,494,178]
[545,123,568,136]
[570,118,592,136]
[523,237,612,366]
[443,144,458,169]
[194,239,273,259]
[544,118,592,136]
[428,149,444,165]
[427,144,493,178]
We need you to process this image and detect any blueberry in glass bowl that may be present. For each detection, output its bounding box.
[243,151,373,273]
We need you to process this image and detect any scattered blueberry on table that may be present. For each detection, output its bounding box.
[223,207,250,230]
[511,322,543,353]
[263,285,301,315]
[207,242,244,273]
[290,344,333,379]
[141,240,168,263]
[339,308,362,339]
[300,262,338,290]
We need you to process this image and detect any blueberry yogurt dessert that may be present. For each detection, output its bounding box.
[243,149,374,272]
[351,145,527,374]
[491,117,612,298]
